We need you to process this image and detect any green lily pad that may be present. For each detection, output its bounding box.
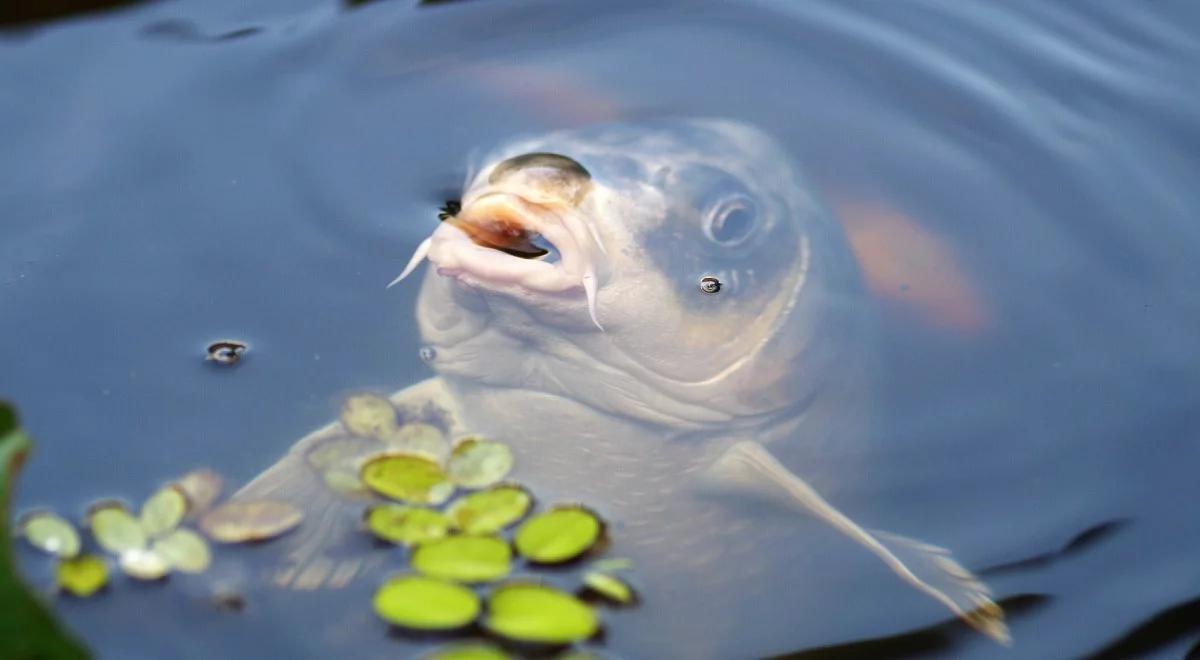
[581,571,636,606]
[88,502,146,554]
[341,393,399,439]
[119,548,170,580]
[140,486,187,538]
[372,574,480,631]
[56,554,109,597]
[514,506,603,564]
[446,486,532,535]
[361,453,454,505]
[446,438,513,489]
[411,535,512,583]
[424,643,511,660]
[200,500,303,543]
[484,582,598,644]
[151,528,211,573]
[382,423,449,462]
[364,505,450,546]
[174,468,223,518]
[19,511,80,558]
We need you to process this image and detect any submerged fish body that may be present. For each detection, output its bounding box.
[230,119,1005,656]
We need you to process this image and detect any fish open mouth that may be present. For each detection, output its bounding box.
[388,191,606,329]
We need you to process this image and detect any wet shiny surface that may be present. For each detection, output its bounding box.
[2,0,1200,657]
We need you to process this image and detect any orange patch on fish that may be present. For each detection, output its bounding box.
[837,201,991,334]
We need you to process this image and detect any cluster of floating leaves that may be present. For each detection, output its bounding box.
[334,393,638,656]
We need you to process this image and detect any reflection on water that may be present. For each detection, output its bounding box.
[2,0,1199,658]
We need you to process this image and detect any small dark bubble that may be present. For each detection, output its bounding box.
[206,340,248,365]
[419,346,437,364]
[698,276,721,294]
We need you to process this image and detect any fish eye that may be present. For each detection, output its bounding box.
[703,194,759,247]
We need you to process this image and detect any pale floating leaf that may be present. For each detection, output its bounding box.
[119,548,170,580]
[140,486,187,538]
[382,423,448,462]
[19,511,81,558]
[340,393,399,439]
[152,528,212,573]
[581,571,636,606]
[323,468,370,498]
[484,582,598,644]
[411,535,512,584]
[200,500,303,543]
[361,453,454,505]
[305,435,378,471]
[88,502,147,554]
[174,468,223,518]
[372,574,480,631]
[446,485,532,535]
[364,504,450,546]
[424,643,511,660]
[514,506,603,565]
[587,557,633,573]
[56,554,109,597]
[446,438,513,489]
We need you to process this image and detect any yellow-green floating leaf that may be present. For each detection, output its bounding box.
[382,423,448,462]
[174,468,223,518]
[447,486,532,535]
[361,453,454,505]
[88,502,146,554]
[365,505,450,546]
[484,582,598,644]
[119,548,170,580]
[424,643,511,660]
[151,528,211,574]
[56,554,109,597]
[140,486,187,538]
[19,511,81,558]
[200,499,303,543]
[373,574,480,631]
[446,438,513,489]
[581,571,636,606]
[514,506,603,564]
[411,535,511,584]
[341,393,399,439]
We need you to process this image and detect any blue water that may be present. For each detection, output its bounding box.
[3,1,1199,658]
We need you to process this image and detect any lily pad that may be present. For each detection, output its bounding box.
[151,528,211,573]
[361,453,454,505]
[305,435,378,471]
[174,468,223,518]
[140,486,187,538]
[88,502,146,554]
[383,423,448,462]
[19,511,80,558]
[446,438,513,489]
[424,643,511,660]
[341,393,399,439]
[372,574,480,631]
[56,554,109,597]
[411,535,512,583]
[514,506,603,564]
[119,548,170,580]
[323,469,370,497]
[200,500,303,543]
[581,571,636,606]
[484,582,598,644]
[364,505,450,546]
[446,486,532,535]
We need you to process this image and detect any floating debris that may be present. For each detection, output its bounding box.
[173,469,223,518]
[139,486,187,538]
[340,393,399,439]
[119,548,170,581]
[446,485,532,535]
[19,511,81,558]
[423,643,510,660]
[364,505,450,546]
[580,571,636,606]
[151,528,211,573]
[361,453,454,505]
[206,340,247,365]
[411,535,512,584]
[56,554,109,597]
[372,574,481,631]
[200,500,303,543]
[484,582,598,644]
[514,506,603,564]
[87,502,146,554]
[446,438,513,489]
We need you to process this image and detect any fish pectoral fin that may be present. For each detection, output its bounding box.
[700,440,1009,645]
